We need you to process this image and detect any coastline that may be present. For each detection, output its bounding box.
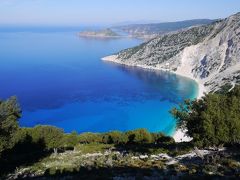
[79,34,123,38]
[102,55,206,142]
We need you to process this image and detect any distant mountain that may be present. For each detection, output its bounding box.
[110,20,162,27]
[114,19,215,38]
[103,13,240,94]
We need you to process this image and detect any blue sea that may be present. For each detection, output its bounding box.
[0,27,198,135]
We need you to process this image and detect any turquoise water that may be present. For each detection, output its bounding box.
[0,29,198,135]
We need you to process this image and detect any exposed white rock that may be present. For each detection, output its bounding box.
[102,13,240,143]
[139,155,148,160]
[102,12,240,95]
[173,129,192,143]
[82,153,103,158]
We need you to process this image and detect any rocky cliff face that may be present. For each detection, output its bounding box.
[108,13,240,93]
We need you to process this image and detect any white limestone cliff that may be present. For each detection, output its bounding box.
[103,12,240,95]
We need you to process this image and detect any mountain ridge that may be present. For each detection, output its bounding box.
[114,19,215,38]
[103,12,240,95]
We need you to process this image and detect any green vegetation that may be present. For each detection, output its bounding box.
[62,131,79,149]
[102,131,128,144]
[75,143,114,154]
[0,96,176,177]
[0,96,21,153]
[100,28,119,36]
[1,86,240,178]
[171,85,240,147]
[23,126,64,154]
[117,19,214,36]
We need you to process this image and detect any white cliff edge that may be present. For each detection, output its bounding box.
[101,13,240,142]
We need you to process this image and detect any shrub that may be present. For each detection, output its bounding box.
[171,85,240,147]
[27,125,64,152]
[126,129,152,144]
[152,133,175,145]
[62,131,79,149]
[151,132,166,144]
[78,132,103,144]
[102,131,128,144]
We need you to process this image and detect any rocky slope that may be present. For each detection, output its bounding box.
[103,13,240,94]
[115,19,214,38]
[7,145,239,179]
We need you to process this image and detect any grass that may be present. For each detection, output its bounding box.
[13,143,114,176]
[75,143,114,154]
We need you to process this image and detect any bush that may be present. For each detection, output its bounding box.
[126,129,153,144]
[62,131,79,149]
[102,131,127,144]
[77,129,173,146]
[26,125,64,151]
[171,85,240,147]
[78,132,103,144]
[154,133,175,145]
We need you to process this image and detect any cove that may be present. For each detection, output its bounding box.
[0,29,198,135]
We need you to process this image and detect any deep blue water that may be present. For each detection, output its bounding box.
[0,29,198,135]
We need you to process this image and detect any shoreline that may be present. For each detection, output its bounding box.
[102,55,205,99]
[102,55,206,142]
[79,34,123,38]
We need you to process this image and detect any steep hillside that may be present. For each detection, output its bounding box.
[115,19,214,38]
[103,13,240,94]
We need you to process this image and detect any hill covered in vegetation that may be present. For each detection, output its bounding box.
[114,19,214,38]
[79,28,121,38]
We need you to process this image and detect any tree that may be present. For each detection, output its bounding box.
[171,85,240,147]
[102,131,128,144]
[151,132,175,145]
[63,131,79,150]
[0,96,21,153]
[126,129,152,144]
[29,126,64,154]
[78,132,102,144]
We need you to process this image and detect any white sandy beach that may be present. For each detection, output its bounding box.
[102,55,206,142]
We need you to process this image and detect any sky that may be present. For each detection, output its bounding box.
[0,0,239,26]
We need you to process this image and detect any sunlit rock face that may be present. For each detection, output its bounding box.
[112,12,240,93]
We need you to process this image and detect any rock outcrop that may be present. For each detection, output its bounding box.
[104,13,240,93]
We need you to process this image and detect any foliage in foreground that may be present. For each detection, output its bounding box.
[0,96,176,175]
[0,96,174,154]
[5,143,240,179]
[171,85,240,147]
[0,96,21,153]
[1,86,240,177]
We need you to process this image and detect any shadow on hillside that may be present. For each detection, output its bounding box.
[43,166,166,179]
[113,141,194,156]
[41,165,219,179]
[0,135,50,175]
